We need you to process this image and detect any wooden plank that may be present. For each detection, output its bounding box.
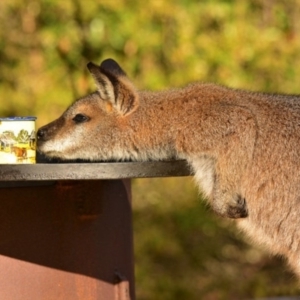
[0,160,192,181]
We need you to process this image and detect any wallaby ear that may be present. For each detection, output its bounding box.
[87,59,139,116]
[87,62,115,102]
[100,58,127,77]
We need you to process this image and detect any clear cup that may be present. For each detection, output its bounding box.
[0,117,37,164]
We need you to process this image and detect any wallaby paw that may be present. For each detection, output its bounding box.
[226,195,248,219]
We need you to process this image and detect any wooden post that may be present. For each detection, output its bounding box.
[0,180,134,300]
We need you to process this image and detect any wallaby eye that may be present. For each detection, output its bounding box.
[72,114,90,124]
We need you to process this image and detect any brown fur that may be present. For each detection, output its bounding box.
[37,59,300,277]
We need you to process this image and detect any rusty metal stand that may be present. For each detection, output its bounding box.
[0,180,134,300]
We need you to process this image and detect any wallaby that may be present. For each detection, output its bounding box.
[37,58,300,278]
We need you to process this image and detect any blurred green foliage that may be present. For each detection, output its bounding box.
[1,0,300,298]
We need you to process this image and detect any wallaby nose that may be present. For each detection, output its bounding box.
[37,128,46,141]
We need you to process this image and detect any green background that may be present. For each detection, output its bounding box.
[1,0,300,298]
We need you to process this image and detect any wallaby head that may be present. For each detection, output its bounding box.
[38,58,300,280]
[37,59,140,161]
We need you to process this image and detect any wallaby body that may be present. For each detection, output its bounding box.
[37,59,300,277]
